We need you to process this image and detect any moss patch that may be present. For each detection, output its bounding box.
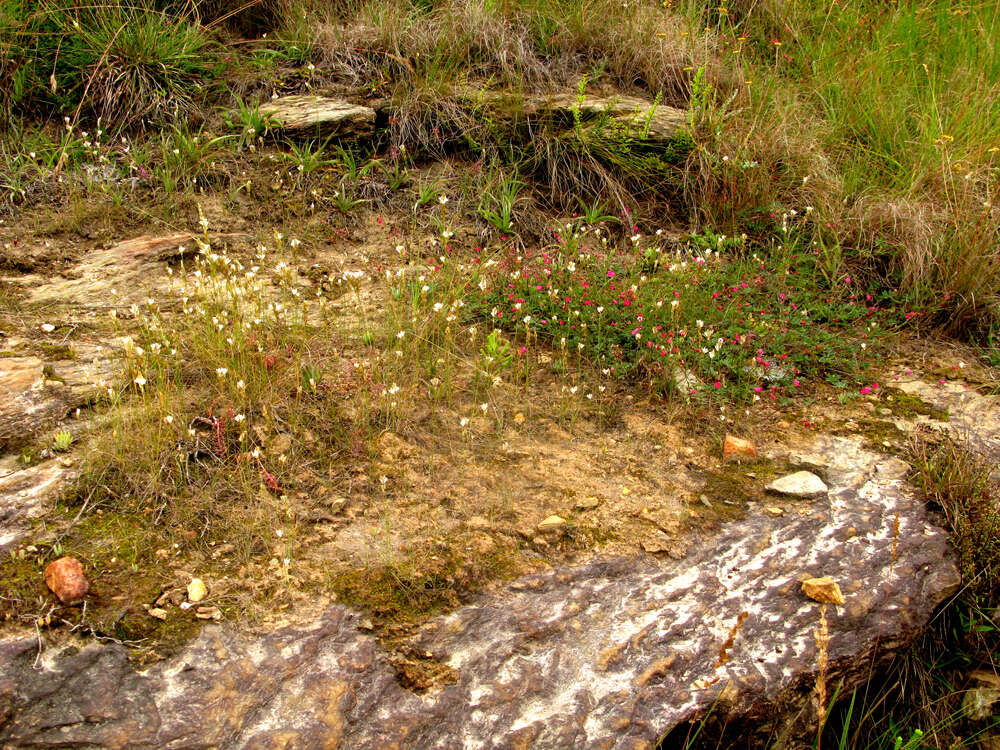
[0,512,203,662]
[38,343,78,360]
[329,541,525,628]
[881,387,948,421]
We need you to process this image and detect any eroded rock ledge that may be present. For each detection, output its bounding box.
[0,435,958,749]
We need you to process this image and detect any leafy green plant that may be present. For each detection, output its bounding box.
[0,150,29,204]
[52,430,73,452]
[687,64,711,128]
[380,158,410,192]
[227,97,275,147]
[476,168,525,236]
[333,146,376,181]
[300,363,323,394]
[284,136,335,183]
[576,197,618,226]
[155,125,230,194]
[413,177,444,210]
[272,6,315,67]
[478,329,513,378]
[331,177,363,214]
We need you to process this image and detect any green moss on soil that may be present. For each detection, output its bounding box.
[881,387,948,420]
[702,456,780,506]
[37,343,77,360]
[845,418,909,453]
[329,541,524,627]
[0,511,204,662]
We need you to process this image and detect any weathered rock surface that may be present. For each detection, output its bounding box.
[0,435,958,749]
[521,93,688,146]
[893,372,1000,461]
[44,556,89,605]
[374,89,688,148]
[258,95,376,137]
[766,471,828,499]
[0,458,78,552]
[0,346,111,451]
[19,232,247,308]
[723,434,757,462]
[962,669,1000,721]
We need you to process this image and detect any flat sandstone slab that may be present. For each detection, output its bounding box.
[0,459,79,552]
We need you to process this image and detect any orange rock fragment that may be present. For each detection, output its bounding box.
[44,556,89,605]
[801,576,845,605]
[723,434,757,462]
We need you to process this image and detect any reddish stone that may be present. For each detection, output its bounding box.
[44,556,89,605]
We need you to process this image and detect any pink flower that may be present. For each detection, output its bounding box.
[714,381,722,389]
[860,386,872,395]
[606,270,616,278]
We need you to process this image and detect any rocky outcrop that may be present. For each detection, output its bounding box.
[0,459,78,552]
[263,90,688,147]
[520,92,688,146]
[21,233,246,308]
[0,435,959,749]
[440,89,688,147]
[892,371,1000,461]
[258,95,376,137]
[0,348,111,451]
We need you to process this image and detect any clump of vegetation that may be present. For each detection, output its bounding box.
[470,220,890,401]
[689,0,1000,338]
[1,0,216,127]
[51,429,73,452]
[911,432,999,610]
[89,228,358,532]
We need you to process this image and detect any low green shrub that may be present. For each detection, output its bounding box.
[469,221,892,402]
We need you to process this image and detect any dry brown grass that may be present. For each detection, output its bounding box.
[680,77,840,235]
[302,0,711,159]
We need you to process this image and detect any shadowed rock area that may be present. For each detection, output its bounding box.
[0,435,959,749]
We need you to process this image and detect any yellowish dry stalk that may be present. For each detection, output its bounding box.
[814,602,830,750]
